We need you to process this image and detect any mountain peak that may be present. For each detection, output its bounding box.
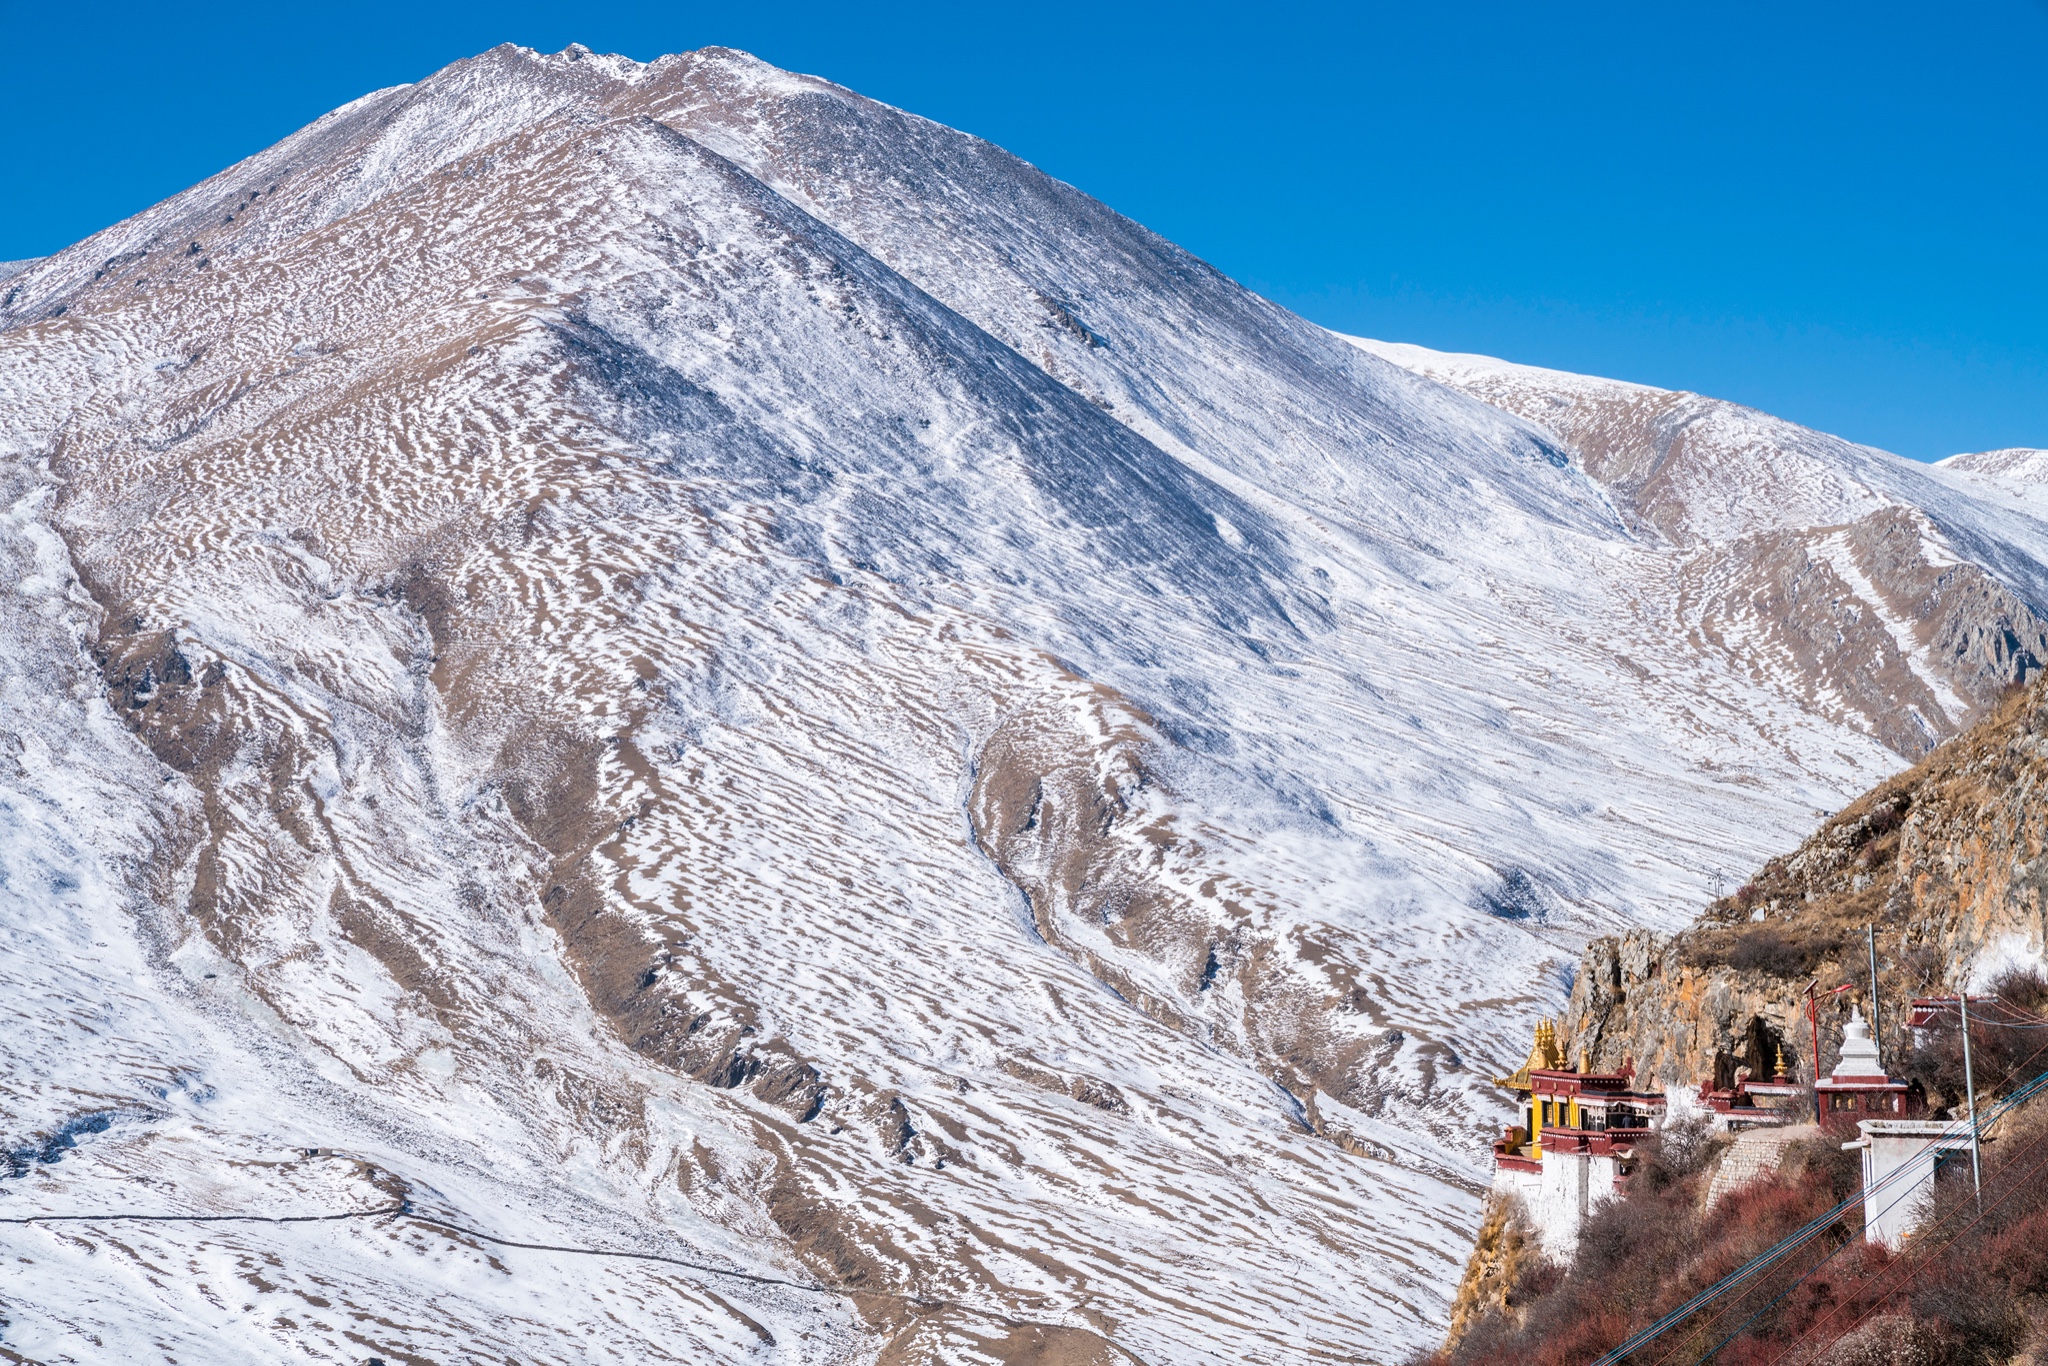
[3,44,2046,1365]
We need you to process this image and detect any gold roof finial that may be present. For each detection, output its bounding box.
[1494,1017,1566,1091]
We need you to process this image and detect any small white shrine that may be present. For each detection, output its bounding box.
[1816,1008,1911,1124]
[1833,1007,1964,1248]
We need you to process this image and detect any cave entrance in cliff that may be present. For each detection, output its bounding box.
[1713,1014,1790,1091]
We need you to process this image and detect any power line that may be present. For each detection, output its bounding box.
[1639,1129,1945,1366]
[0,1198,1153,1363]
[1778,1124,2048,1365]
[0,1205,401,1225]
[402,1207,885,1298]
[1586,1058,2048,1366]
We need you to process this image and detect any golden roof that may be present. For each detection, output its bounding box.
[1495,1017,1567,1091]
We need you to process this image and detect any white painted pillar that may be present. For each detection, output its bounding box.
[1851,1119,1975,1249]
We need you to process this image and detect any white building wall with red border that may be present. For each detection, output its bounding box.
[1492,1149,1625,1260]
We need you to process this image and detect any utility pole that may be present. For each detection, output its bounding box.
[1867,925,1882,1058]
[1960,991,1983,1212]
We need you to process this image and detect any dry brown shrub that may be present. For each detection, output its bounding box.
[1815,1314,1946,1366]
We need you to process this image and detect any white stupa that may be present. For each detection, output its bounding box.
[1831,1007,1887,1081]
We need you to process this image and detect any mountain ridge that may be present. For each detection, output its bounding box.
[1352,335,2048,757]
[1,42,2045,1363]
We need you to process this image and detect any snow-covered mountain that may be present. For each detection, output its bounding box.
[1352,339,2048,758]
[1,43,2043,1364]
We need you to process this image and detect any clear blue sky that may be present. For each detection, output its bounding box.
[4,1,2044,460]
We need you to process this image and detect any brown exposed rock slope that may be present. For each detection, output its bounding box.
[1355,339,2048,756]
[1564,677,2048,1089]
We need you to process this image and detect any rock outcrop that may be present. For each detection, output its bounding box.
[1564,677,2048,1091]
[1443,1194,1542,1351]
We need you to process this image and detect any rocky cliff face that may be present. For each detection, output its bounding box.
[1564,678,2048,1091]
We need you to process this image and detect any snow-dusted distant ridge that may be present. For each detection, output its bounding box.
[1943,447,2048,480]
[1,43,2046,1364]
[1351,336,2048,758]
[1936,448,2048,520]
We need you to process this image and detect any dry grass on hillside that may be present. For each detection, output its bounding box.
[1421,1085,2048,1365]
[1684,680,2042,985]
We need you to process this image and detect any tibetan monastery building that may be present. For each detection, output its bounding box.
[1491,1019,1668,1258]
